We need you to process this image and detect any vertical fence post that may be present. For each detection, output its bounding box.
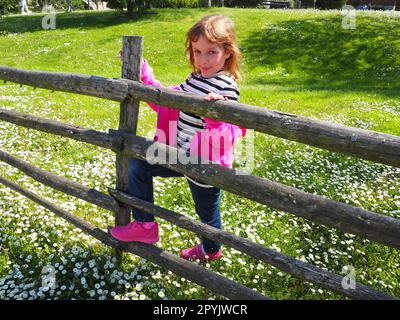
[115,36,143,261]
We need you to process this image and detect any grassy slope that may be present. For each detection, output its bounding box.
[0,8,399,300]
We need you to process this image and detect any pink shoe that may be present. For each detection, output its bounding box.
[110,221,159,244]
[180,244,222,262]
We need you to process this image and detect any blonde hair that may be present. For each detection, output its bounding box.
[185,15,242,82]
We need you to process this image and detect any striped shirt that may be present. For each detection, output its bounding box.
[177,70,240,188]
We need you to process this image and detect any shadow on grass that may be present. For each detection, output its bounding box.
[0,8,206,34]
[241,14,400,98]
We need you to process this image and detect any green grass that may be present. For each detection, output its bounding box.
[0,8,399,300]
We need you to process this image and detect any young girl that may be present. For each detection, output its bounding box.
[111,15,246,262]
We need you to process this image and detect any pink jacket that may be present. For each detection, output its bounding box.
[141,59,247,168]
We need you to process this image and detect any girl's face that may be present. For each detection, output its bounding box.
[191,35,231,77]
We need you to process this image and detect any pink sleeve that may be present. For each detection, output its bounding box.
[189,117,247,167]
[141,59,180,112]
[141,58,162,87]
[203,117,247,140]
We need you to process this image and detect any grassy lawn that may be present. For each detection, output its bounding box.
[0,8,399,300]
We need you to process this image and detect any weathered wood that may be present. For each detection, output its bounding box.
[0,108,122,152]
[108,188,398,300]
[1,66,399,167]
[0,113,396,300]
[0,104,398,249]
[0,66,127,101]
[115,36,143,229]
[116,132,400,250]
[0,104,399,249]
[1,140,394,298]
[0,176,270,300]
[0,150,119,213]
[0,38,397,301]
[127,81,400,168]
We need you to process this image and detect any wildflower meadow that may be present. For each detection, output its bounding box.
[0,7,399,300]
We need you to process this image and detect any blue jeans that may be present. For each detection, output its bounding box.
[128,158,222,253]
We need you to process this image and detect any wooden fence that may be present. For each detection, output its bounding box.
[0,36,399,300]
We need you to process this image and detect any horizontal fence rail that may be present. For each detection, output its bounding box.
[121,136,400,250]
[107,188,397,300]
[0,152,396,299]
[1,58,399,300]
[1,109,399,250]
[0,149,120,214]
[0,176,269,300]
[0,108,122,151]
[1,66,399,168]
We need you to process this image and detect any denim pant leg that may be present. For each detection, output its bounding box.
[128,158,183,222]
[187,180,222,254]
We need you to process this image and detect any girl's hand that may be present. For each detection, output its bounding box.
[204,93,228,101]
